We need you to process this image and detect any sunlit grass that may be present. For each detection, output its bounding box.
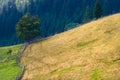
[0,45,22,80]
[22,13,120,80]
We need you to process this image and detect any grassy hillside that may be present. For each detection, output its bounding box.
[0,45,22,80]
[21,13,120,80]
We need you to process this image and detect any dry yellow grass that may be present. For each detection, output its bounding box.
[21,13,120,80]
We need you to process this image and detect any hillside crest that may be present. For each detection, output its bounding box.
[21,13,120,80]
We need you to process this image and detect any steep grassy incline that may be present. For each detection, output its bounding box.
[0,45,22,80]
[21,13,120,80]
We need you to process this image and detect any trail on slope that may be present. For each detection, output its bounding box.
[16,43,29,80]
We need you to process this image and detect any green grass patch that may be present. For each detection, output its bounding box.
[0,44,22,80]
[98,59,120,66]
[50,65,81,75]
[112,58,120,62]
[105,28,116,34]
[77,39,98,47]
[105,30,112,34]
[91,69,101,80]
[35,65,82,80]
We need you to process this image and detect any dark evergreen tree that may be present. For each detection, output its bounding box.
[16,13,40,41]
[83,6,91,23]
[93,0,103,19]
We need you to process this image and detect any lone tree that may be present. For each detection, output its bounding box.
[83,6,91,23]
[16,13,40,41]
[93,0,103,19]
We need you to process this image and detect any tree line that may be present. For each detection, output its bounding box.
[16,0,102,42]
[0,0,120,46]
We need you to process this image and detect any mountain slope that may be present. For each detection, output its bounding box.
[21,14,120,80]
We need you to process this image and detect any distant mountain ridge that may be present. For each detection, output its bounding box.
[0,0,46,14]
[0,0,29,13]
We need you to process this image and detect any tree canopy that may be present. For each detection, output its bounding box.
[16,13,40,41]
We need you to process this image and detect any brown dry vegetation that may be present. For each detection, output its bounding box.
[21,13,120,80]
